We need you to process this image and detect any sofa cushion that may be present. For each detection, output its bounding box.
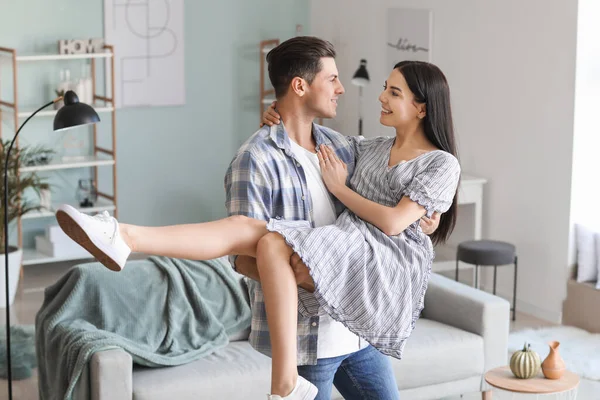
[392,318,484,389]
[132,319,484,399]
[133,342,271,400]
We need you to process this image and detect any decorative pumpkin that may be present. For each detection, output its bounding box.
[510,343,541,379]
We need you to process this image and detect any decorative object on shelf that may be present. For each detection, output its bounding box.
[1,90,100,400]
[39,188,52,210]
[351,59,370,137]
[54,90,65,110]
[58,38,104,55]
[55,69,72,110]
[76,178,98,207]
[541,341,567,380]
[22,148,53,167]
[510,342,541,379]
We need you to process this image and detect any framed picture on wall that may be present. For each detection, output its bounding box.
[386,8,432,68]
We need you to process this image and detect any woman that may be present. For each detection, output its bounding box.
[56,60,460,400]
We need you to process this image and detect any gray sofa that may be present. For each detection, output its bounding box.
[72,273,510,400]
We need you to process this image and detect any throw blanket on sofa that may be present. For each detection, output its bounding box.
[35,256,252,400]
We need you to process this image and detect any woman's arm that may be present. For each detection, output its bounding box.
[334,187,426,236]
[319,145,426,236]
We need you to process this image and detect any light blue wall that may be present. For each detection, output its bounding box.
[0,0,309,247]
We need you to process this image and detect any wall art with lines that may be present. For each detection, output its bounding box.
[104,0,185,108]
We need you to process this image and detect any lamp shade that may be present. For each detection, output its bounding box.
[53,90,100,132]
[351,59,370,87]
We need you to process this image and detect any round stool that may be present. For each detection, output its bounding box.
[455,240,517,321]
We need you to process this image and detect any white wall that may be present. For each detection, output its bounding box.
[569,0,600,267]
[310,0,578,322]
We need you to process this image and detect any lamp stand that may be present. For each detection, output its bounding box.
[3,98,59,400]
[358,86,364,137]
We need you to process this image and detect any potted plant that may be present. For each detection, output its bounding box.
[0,140,54,307]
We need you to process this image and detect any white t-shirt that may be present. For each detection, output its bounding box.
[288,139,368,359]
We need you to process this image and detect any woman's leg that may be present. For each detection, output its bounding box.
[120,215,268,259]
[256,232,304,397]
[56,203,268,271]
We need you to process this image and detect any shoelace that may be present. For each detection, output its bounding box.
[89,211,119,244]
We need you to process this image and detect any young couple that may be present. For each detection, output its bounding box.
[55,36,460,400]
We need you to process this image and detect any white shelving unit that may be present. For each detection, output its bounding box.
[1,104,114,119]
[14,53,113,62]
[21,198,116,221]
[20,155,115,173]
[21,248,94,266]
[0,44,118,266]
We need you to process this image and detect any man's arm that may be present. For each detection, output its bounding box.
[224,150,272,281]
[235,255,261,282]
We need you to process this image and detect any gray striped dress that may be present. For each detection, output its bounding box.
[266,137,461,359]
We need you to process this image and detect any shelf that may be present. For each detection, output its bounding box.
[1,43,119,266]
[261,47,276,54]
[0,104,114,118]
[21,198,115,220]
[21,155,115,173]
[0,52,113,62]
[22,248,94,266]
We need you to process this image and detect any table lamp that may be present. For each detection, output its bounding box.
[351,59,370,136]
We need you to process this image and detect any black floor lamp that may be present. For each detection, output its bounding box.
[351,59,370,137]
[3,90,99,400]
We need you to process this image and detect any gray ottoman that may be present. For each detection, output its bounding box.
[455,240,517,321]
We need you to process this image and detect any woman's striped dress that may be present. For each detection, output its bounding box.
[266,137,461,359]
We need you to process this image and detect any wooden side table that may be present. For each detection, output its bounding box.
[484,366,580,399]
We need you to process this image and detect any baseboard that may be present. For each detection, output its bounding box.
[436,267,563,324]
[432,260,473,272]
[493,287,562,324]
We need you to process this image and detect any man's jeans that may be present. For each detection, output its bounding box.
[297,345,400,400]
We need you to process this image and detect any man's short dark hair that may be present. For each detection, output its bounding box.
[266,36,336,98]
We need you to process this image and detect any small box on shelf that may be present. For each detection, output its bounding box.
[35,235,88,258]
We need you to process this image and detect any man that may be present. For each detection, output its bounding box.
[225,36,437,399]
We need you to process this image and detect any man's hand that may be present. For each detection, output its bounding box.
[234,255,261,282]
[290,253,315,293]
[260,101,281,127]
[420,212,441,235]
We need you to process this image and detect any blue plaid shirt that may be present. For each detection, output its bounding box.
[224,123,360,365]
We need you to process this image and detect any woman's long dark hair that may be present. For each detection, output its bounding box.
[394,60,459,245]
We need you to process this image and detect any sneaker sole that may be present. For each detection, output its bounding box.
[56,210,122,272]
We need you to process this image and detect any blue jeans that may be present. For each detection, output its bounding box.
[297,345,400,400]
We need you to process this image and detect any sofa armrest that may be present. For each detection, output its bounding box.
[90,349,133,400]
[421,273,510,372]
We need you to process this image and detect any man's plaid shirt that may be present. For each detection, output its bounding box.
[224,122,360,365]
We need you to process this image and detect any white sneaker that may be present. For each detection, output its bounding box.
[55,204,131,271]
[267,376,318,400]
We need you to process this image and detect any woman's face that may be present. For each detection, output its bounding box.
[378,69,425,128]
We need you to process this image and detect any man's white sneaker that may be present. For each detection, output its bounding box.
[55,204,131,271]
[267,376,318,400]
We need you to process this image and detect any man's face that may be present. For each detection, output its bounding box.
[303,57,345,119]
